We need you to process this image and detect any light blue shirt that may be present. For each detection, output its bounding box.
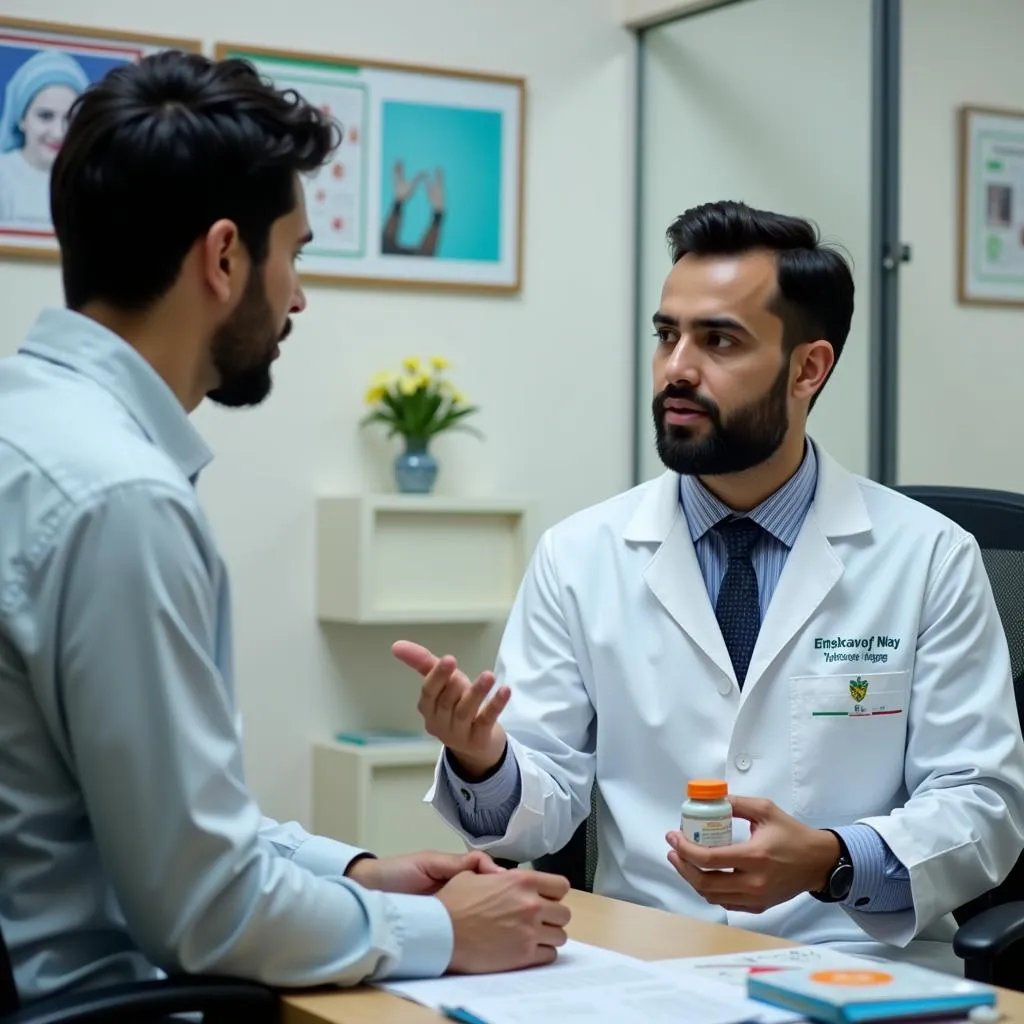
[445,443,912,913]
[0,309,452,1004]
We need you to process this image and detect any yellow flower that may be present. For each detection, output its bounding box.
[429,355,449,371]
[451,389,467,404]
[402,356,422,374]
[364,385,387,405]
[399,373,428,396]
[370,370,398,388]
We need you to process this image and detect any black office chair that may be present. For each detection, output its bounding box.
[897,485,1024,989]
[532,787,599,894]
[0,913,279,1024]
[529,486,1024,989]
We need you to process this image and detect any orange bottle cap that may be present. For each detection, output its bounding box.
[687,778,728,800]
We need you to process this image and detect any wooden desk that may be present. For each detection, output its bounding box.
[281,891,1024,1024]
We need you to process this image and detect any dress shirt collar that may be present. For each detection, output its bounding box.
[21,307,213,482]
[678,440,818,548]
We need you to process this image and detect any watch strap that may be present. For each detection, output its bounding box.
[809,830,853,902]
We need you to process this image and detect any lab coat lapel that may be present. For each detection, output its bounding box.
[626,471,736,681]
[743,450,873,694]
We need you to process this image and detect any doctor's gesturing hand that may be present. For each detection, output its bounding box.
[392,641,510,780]
[666,796,841,913]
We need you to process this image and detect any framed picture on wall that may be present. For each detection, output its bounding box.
[958,104,1024,307]
[0,17,200,261]
[214,42,526,294]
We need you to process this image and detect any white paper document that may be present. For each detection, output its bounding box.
[378,940,803,1024]
[655,944,876,988]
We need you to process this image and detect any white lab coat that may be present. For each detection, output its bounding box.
[429,449,1024,973]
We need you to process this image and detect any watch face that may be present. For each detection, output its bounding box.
[830,862,855,900]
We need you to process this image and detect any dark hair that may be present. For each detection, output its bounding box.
[666,200,854,407]
[51,50,340,311]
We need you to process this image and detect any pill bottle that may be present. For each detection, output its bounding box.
[680,779,732,847]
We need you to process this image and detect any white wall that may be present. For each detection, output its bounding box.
[620,0,728,28]
[898,0,1024,490]
[0,0,635,823]
[634,0,874,484]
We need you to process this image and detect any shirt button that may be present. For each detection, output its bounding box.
[460,788,471,801]
[735,755,752,771]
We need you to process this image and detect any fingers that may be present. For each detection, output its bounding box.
[527,944,558,967]
[478,684,511,728]
[538,899,572,929]
[527,870,572,900]
[668,852,768,912]
[419,655,474,708]
[537,924,568,949]
[421,655,459,704]
[434,852,483,878]
[395,641,488,710]
[668,853,737,896]
[728,795,777,823]
[463,851,505,875]
[434,668,470,714]
[665,831,735,871]
[452,671,497,724]
[392,640,438,675]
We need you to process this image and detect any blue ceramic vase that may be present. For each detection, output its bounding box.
[394,437,438,494]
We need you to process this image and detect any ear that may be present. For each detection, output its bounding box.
[791,340,835,403]
[201,219,246,305]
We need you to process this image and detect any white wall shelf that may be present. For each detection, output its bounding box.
[315,495,530,624]
[311,739,466,857]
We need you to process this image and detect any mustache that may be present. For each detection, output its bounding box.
[653,385,721,423]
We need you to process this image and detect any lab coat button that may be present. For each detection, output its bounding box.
[735,755,752,771]
[718,679,732,696]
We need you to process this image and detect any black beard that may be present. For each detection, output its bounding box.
[207,273,291,408]
[653,361,789,476]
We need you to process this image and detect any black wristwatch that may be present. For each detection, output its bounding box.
[809,831,854,903]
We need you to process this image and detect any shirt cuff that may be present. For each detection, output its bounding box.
[292,833,369,879]
[833,823,912,913]
[443,747,519,816]
[377,893,454,980]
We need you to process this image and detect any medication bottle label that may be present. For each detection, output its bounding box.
[681,815,732,847]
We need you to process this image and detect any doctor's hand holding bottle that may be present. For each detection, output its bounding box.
[393,641,510,780]
[665,796,844,914]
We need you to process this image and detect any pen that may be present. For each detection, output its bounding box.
[439,1005,490,1024]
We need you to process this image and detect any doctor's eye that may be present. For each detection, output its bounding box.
[706,332,737,350]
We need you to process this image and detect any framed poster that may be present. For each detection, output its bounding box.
[958,104,1024,307]
[0,18,200,260]
[215,43,526,294]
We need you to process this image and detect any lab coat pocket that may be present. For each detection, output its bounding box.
[789,671,910,822]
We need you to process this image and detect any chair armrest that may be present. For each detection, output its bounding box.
[953,901,1024,962]
[4,975,277,1024]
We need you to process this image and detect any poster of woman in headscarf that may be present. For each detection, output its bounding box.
[0,18,198,258]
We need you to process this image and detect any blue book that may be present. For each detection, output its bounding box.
[747,961,995,1024]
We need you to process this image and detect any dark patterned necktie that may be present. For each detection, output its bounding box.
[714,518,764,688]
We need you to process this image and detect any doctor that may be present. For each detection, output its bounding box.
[394,200,1024,973]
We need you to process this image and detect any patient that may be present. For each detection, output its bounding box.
[0,49,569,1005]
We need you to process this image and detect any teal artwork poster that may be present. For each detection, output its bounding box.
[218,41,524,291]
[380,100,503,263]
